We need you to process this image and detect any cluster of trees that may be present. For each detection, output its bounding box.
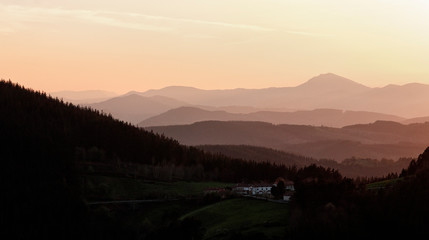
[199,145,412,178]
[286,148,429,239]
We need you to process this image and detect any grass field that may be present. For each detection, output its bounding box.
[82,175,233,200]
[366,177,403,190]
[180,198,289,240]
[83,175,288,238]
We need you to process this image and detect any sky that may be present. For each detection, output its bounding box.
[1,0,429,93]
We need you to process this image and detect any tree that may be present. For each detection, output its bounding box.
[271,180,285,199]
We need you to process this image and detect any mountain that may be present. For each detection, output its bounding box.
[49,90,118,104]
[296,73,370,93]
[198,145,316,167]
[132,73,429,118]
[197,105,294,114]
[139,106,404,127]
[136,73,370,109]
[78,73,429,126]
[87,94,190,124]
[327,83,429,117]
[402,116,429,125]
[146,120,429,161]
[138,85,266,107]
[139,107,240,126]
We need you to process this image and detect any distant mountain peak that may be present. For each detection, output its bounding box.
[297,73,370,92]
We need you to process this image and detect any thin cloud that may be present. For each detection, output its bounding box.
[112,11,276,32]
[0,5,172,33]
[1,4,327,38]
[183,34,221,40]
[1,4,275,33]
[284,30,332,37]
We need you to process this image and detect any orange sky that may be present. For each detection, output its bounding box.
[1,0,429,93]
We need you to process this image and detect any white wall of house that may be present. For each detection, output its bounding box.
[283,195,291,201]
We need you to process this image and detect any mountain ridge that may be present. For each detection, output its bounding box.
[139,106,405,128]
[68,73,429,123]
[86,94,190,124]
[146,120,429,161]
[134,73,429,118]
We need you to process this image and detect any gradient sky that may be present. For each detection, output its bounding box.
[1,0,429,93]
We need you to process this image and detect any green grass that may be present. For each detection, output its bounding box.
[180,198,289,240]
[366,177,403,190]
[82,174,233,200]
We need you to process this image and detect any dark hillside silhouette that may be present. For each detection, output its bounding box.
[198,145,411,177]
[0,80,296,239]
[285,147,429,239]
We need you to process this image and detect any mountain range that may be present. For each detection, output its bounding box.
[50,90,118,104]
[52,73,429,126]
[145,120,429,161]
[135,73,429,118]
[85,94,189,124]
[138,107,404,128]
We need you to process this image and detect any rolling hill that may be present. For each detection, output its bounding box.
[401,116,429,125]
[198,145,411,178]
[137,73,372,108]
[139,106,404,127]
[49,90,119,104]
[180,198,289,240]
[66,73,429,127]
[133,73,429,118]
[87,94,190,124]
[146,121,429,161]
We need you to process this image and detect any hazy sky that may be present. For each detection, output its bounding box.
[1,0,429,93]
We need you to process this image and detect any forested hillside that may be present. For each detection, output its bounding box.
[0,80,293,239]
[286,147,429,239]
[198,145,411,177]
[1,80,296,182]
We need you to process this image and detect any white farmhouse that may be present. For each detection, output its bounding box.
[249,184,272,196]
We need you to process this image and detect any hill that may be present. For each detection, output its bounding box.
[146,121,429,161]
[180,198,289,240]
[70,73,429,126]
[135,73,429,118]
[0,80,296,239]
[139,107,404,127]
[138,73,371,108]
[87,94,190,124]
[198,145,411,178]
[401,116,429,124]
[49,90,118,104]
[198,145,316,167]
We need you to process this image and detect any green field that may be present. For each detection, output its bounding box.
[82,175,233,200]
[82,175,289,239]
[366,177,403,190]
[180,198,289,240]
